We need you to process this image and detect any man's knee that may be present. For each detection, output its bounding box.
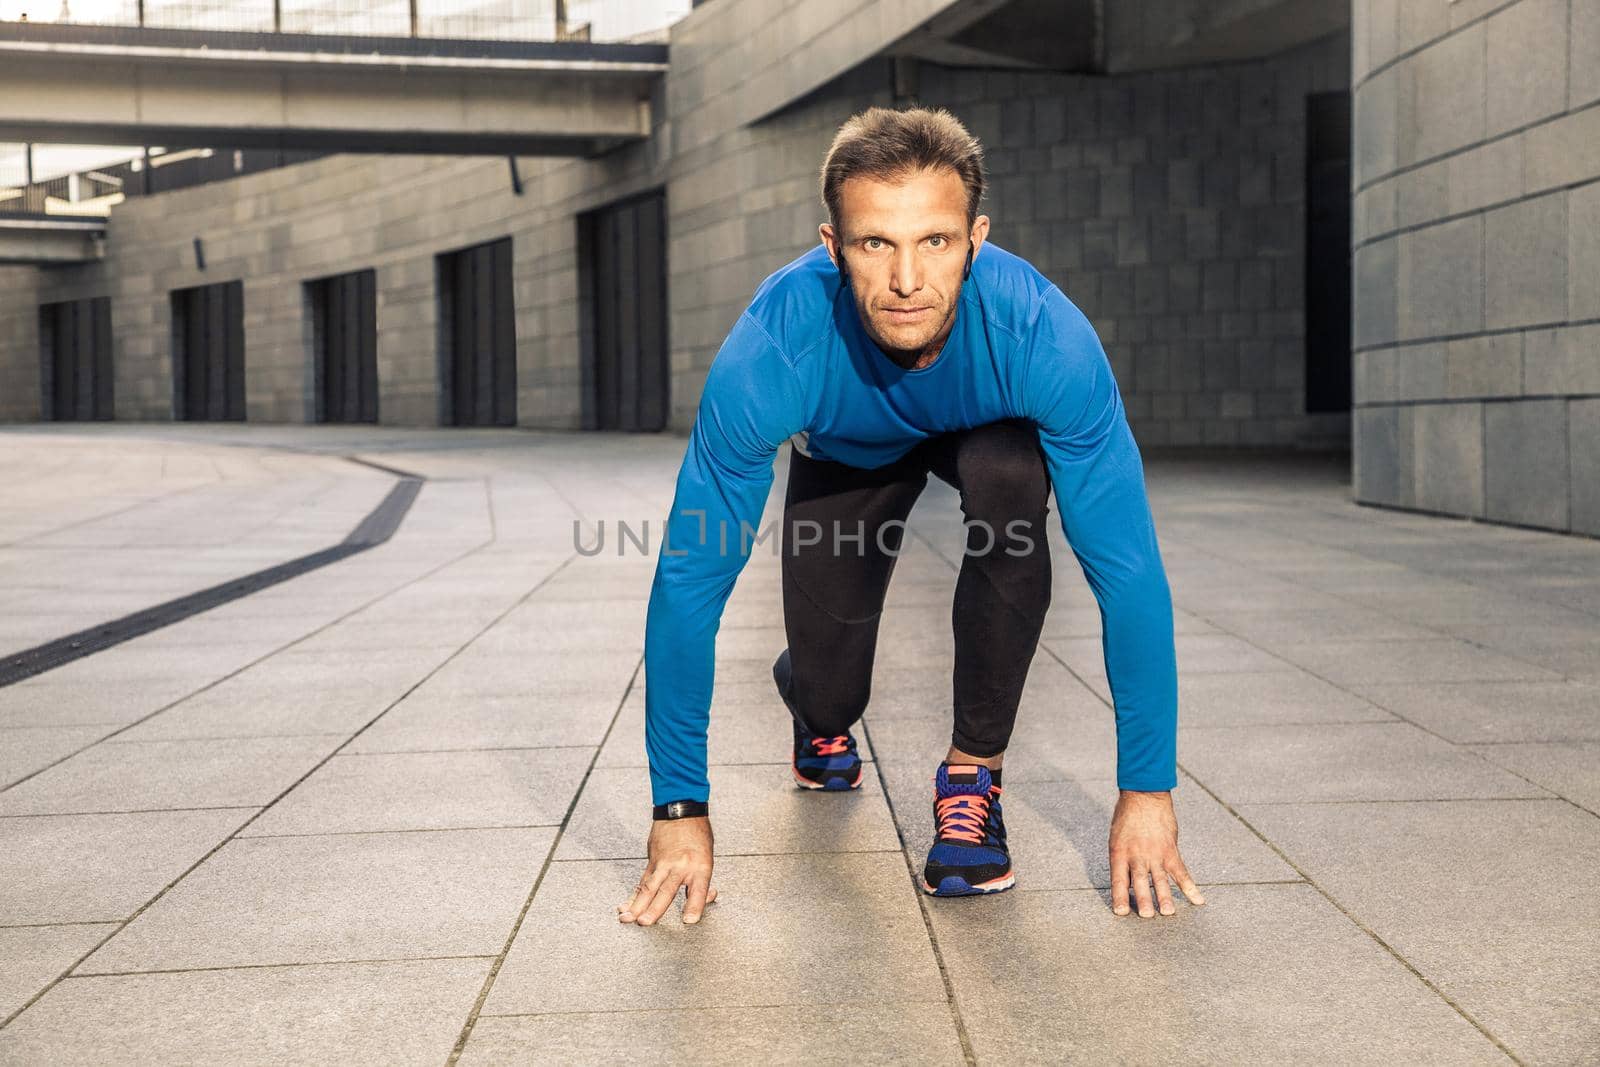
[956,421,1051,521]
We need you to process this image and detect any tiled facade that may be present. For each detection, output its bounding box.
[1351,0,1599,535]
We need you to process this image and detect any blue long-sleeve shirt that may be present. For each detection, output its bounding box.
[643,240,1178,805]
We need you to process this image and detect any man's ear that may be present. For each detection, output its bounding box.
[819,222,838,265]
[969,214,991,257]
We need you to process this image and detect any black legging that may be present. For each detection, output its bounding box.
[776,417,1053,757]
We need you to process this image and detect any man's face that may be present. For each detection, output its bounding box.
[820,167,989,362]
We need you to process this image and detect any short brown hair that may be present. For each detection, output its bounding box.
[819,106,986,234]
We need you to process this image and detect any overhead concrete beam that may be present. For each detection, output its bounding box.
[1102,0,1349,72]
[0,25,666,156]
[0,217,105,266]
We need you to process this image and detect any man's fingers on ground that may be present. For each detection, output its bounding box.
[1132,864,1156,917]
[614,870,659,921]
[1109,856,1131,915]
[637,870,688,926]
[1152,866,1177,915]
[683,875,710,924]
[618,864,665,921]
[1168,854,1206,905]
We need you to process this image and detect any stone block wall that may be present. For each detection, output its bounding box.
[1351,0,1599,535]
[0,0,1352,455]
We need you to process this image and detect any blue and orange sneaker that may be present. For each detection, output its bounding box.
[773,648,864,791]
[921,763,1014,896]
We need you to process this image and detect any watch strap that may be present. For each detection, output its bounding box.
[652,799,709,820]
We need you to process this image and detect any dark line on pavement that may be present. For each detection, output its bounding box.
[0,458,423,689]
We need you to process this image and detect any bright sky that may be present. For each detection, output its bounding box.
[0,0,690,184]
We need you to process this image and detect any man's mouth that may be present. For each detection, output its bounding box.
[883,307,930,318]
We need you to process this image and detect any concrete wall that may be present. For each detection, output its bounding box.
[1351,0,1600,535]
[0,266,40,421]
[0,0,1351,452]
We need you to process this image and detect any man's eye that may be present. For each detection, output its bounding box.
[929,236,946,247]
[865,238,883,250]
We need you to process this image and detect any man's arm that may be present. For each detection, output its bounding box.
[619,312,805,928]
[1020,284,1177,792]
[1018,284,1204,917]
[643,312,806,806]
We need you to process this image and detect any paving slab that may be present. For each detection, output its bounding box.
[0,736,343,816]
[462,1001,965,1066]
[1043,633,1294,678]
[1465,741,1600,812]
[597,688,879,766]
[0,809,249,924]
[0,924,117,1021]
[79,827,555,973]
[1177,722,1550,803]
[482,854,945,1016]
[927,883,1511,1065]
[0,726,119,789]
[0,958,491,1065]
[1238,799,1600,1064]
[1169,670,1398,727]
[113,680,413,741]
[240,748,593,836]
[346,687,620,752]
[1349,679,1600,743]
[556,763,900,861]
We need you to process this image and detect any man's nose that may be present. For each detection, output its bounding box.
[889,250,924,296]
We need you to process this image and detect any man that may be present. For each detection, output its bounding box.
[619,105,1204,926]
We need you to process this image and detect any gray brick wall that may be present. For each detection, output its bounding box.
[920,32,1350,448]
[0,2,1351,455]
[1351,0,1599,536]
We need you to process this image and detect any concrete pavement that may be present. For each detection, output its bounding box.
[0,424,1596,1064]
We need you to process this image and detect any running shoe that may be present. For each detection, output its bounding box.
[921,763,1014,896]
[773,648,864,791]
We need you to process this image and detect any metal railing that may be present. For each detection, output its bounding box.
[0,147,327,216]
[0,0,687,42]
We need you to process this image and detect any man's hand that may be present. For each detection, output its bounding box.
[1108,789,1205,917]
[617,815,718,926]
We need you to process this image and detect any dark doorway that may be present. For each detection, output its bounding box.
[39,297,113,421]
[1305,91,1352,414]
[171,280,246,421]
[307,269,378,423]
[579,188,669,432]
[437,237,516,427]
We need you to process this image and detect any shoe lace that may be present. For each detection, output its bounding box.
[811,734,852,756]
[935,790,993,845]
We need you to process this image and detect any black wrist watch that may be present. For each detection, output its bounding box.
[652,799,709,821]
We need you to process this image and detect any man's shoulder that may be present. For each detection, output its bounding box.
[970,240,1061,338]
[743,244,840,363]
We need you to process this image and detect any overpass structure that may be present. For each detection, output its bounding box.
[0,21,668,157]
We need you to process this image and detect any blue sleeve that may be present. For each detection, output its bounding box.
[643,312,807,806]
[1019,286,1178,792]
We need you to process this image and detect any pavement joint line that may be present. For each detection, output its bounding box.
[859,712,979,1067]
[234,823,571,840]
[550,847,909,861]
[1029,639,1528,1059]
[62,954,501,980]
[857,520,996,1065]
[0,522,508,1031]
[0,456,425,690]
[1173,766,1527,1065]
[0,806,263,819]
[1169,540,1599,822]
[473,996,956,1020]
[445,647,640,1066]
